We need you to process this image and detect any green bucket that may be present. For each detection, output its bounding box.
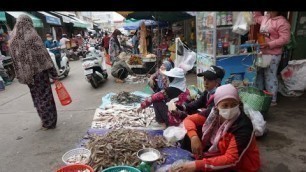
[101,165,141,172]
[238,87,272,113]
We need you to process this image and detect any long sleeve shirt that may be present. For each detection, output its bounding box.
[253,12,291,55]
[183,112,260,172]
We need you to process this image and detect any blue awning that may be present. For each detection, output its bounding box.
[38,11,61,26]
[0,11,6,22]
[6,11,43,28]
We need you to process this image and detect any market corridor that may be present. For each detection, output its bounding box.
[0,60,306,171]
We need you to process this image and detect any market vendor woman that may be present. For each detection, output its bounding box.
[137,67,192,128]
[148,60,173,93]
[174,84,260,172]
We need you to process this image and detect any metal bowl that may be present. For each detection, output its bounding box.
[137,148,161,163]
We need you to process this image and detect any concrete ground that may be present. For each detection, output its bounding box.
[0,60,305,172]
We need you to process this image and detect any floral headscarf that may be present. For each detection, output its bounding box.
[8,14,54,85]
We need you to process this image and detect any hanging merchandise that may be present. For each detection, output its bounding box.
[139,22,147,56]
[220,11,227,26]
[175,38,196,72]
[232,12,254,35]
[216,12,221,26]
[226,12,233,25]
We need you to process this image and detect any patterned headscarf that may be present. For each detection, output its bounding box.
[8,14,54,85]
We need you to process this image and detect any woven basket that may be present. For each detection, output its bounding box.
[238,87,272,113]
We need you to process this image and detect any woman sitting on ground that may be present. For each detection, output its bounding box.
[173,84,260,172]
[111,53,135,83]
[148,60,173,93]
[137,67,192,128]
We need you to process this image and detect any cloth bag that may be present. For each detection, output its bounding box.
[55,80,72,106]
[256,54,273,68]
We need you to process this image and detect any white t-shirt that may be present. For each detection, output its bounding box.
[60,38,70,49]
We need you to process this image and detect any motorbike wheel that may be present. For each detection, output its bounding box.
[5,65,15,81]
[64,62,70,77]
[103,72,108,79]
[90,77,99,88]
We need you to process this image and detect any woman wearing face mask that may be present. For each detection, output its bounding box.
[137,67,192,128]
[253,11,291,106]
[174,84,260,172]
[148,60,173,93]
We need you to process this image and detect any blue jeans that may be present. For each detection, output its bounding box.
[255,55,281,102]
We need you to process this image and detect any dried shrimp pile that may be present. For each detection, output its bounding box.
[86,129,173,171]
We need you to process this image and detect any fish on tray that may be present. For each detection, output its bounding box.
[92,106,155,129]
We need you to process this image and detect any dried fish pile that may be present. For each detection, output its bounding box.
[111,92,142,105]
[86,129,173,171]
[92,105,155,129]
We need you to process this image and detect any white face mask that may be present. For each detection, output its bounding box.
[219,105,240,120]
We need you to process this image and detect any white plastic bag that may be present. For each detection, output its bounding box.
[233,12,253,36]
[163,123,187,143]
[244,105,266,137]
[175,38,196,73]
[256,54,273,68]
[281,59,306,93]
[166,97,179,112]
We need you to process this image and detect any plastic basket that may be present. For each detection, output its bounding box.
[62,148,91,165]
[101,166,141,172]
[238,87,272,113]
[56,164,94,172]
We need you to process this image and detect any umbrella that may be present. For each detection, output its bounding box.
[123,19,168,30]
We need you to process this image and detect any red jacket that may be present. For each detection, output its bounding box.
[184,111,260,172]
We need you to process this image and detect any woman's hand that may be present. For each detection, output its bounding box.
[171,161,197,172]
[260,43,270,49]
[148,78,155,87]
[191,136,203,156]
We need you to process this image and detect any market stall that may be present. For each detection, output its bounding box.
[196,11,257,91]
[56,90,195,172]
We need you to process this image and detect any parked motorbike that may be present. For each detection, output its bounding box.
[47,48,70,78]
[1,55,15,81]
[66,47,80,61]
[82,46,108,88]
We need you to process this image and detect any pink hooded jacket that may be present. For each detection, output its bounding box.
[253,12,291,55]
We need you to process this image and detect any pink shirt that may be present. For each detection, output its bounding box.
[253,12,291,55]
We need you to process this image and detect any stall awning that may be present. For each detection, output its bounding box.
[0,11,6,22]
[6,11,43,27]
[69,16,90,29]
[124,12,194,23]
[38,11,61,26]
[50,12,88,29]
[50,11,73,24]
